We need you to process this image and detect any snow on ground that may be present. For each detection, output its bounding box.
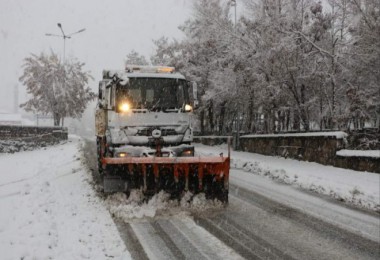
[195,143,380,212]
[0,136,131,260]
[1,135,378,259]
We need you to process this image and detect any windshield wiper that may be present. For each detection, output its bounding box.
[164,108,180,113]
[150,99,161,111]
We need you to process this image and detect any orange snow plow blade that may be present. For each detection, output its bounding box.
[102,155,230,202]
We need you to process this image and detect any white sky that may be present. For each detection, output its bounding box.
[0,0,191,112]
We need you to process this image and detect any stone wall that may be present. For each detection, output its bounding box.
[239,134,346,166]
[0,125,68,153]
[335,156,380,173]
[195,133,379,173]
[193,136,231,146]
[0,125,67,139]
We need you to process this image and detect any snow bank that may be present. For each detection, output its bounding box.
[0,136,130,260]
[195,144,380,212]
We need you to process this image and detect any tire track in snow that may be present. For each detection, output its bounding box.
[169,217,244,260]
[113,219,149,260]
[229,183,380,250]
[194,214,294,260]
[131,221,178,260]
[150,221,186,259]
[127,217,244,260]
[155,220,206,260]
[226,184,379,259]
[230,170,380,238]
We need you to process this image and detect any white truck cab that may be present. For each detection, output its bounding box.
[96,65,198,156]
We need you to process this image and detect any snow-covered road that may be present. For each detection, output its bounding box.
[0,136,379,259]
[195,143,380,212]
[194,144,380,242]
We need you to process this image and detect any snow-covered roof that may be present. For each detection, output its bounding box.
[241,131,348,139]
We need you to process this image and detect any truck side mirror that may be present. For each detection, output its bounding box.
[98,82,103,100]
[98,82,104,108]
[192,81,199,108]
[110,84,116,111]
[99,80,113,109]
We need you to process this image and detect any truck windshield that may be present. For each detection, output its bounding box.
[116,77,189,111]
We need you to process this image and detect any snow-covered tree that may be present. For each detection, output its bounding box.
[149,0,379,134]
[345,0,380,129]
[125,50,149,65]
[19,52,95,126]
[177,0,236,133]
[150,37,179,66]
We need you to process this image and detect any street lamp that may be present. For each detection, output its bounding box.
[45,23,85,63]
[230,0,237,29]
[45,23,85,126]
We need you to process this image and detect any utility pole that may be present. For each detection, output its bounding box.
[231,0,237,28]
[13,84,18,114]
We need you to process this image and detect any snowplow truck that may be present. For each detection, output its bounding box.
[95,65,229,202]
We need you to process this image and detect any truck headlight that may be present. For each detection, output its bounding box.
[181,149,194,157]
[184,104,192,112]
[117,152,129,157]
[119,102,130,113]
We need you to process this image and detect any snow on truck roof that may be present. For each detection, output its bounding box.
[103,65,186,80]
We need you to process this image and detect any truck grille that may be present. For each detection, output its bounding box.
[136,128,177,136]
